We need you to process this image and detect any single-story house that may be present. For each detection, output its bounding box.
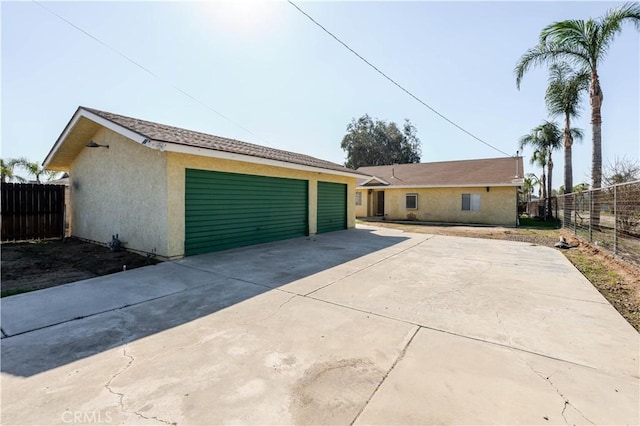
[43,107,365,259]
[355,157,524,226]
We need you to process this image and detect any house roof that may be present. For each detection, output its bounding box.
[357,157,524,188]
[44,107,366,177]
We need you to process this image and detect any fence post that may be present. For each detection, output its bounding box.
[613,184,618,256]
[573,195,578,235]
[589,191,593,242]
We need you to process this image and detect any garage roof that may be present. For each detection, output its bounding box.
[357,157,525,188]
[44,107,367,177]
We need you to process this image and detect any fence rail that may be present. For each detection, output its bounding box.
[556,180,640,266]
[1,182,66,241]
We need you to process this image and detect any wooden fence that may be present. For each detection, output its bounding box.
[1,183,66,241]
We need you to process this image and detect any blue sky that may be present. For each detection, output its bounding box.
[2,1,638,189]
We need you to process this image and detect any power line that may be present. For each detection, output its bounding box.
[31,0,272,146]
[288,1,513,158]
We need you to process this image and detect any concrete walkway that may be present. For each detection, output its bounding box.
[2,225,638,425]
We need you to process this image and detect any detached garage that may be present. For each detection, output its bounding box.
[317,181,347,233]
[43,107,364,259]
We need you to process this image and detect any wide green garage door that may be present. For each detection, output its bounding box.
[185,169,308,255]
[317,181,347,233]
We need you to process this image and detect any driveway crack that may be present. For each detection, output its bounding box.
[242,294,297,325]
[494,313,595,425]
[349,326,420,425]
[105,345,176,425]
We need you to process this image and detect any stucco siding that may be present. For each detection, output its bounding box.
[356,186,517,226]
[355,190,368,218]
[70,128,169,256]
[167,152,356,258]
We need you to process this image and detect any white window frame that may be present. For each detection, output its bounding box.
[462,193,480,211]
[406,193,418,210]
[355,192,362,206]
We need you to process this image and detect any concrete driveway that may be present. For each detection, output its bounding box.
[2,225,638,425]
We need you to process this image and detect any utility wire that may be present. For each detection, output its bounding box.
[288,1,512,157]
[32,0,272,146]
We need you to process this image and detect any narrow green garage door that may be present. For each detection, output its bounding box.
[317,181,347,233]
[185,169,308,255]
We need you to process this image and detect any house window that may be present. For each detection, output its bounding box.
[355,192,362,206]
[406,193,418,209]
[462,194,480,211]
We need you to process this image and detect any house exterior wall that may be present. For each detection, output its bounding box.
[356,186,518,226]
[355,190,368,218]
[166,152,356,259]
[69,128,169,256]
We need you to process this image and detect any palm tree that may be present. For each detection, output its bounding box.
[515,2,640,225]
[545,63,589,225]
[523,174,539,215]
[525,173,541,200]
[530,148,548,200]
[0,158,25,183]
[545,63,589,196]
[520,121,563,220]
[521,134,548,218]
[12,158,59,183]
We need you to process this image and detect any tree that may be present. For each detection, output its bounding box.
[515,2,640,226]
[341,114,421,169]
[603,156,640,186]
[523,174,539,214]
[0,158,25,183]
[520,121,563,220]
[603,157,640,234]
[12,158,60,183]
[545,63,588,225]
[530,148,548,200]
[544,63,589,196]
[525,173,542,199]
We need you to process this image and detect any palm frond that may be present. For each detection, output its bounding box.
[545,62,589,118]
[570,127,584,141]
[596,2,640,65]
[515,42,591,88]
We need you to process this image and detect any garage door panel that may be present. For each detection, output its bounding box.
[317,181,347,234]
[185,169,308,255]
[186,228,306,253]
[186,219,308,235]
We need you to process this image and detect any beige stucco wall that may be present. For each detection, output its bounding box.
[166,152,356,258]
[355,190,368,218]
[69,130,356,259]
[70,128,169,256]
[356,186,518,226]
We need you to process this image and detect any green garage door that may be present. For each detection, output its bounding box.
[317,181,347,234]
[185,169,308,255]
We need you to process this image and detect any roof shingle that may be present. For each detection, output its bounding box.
[82,107,365,175]
[357,157,524,187]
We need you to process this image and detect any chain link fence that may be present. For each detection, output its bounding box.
[556,180,640,265]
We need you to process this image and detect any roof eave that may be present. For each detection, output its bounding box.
[356,182,523,189]
[148,139,365,179]
[43,107,148,170]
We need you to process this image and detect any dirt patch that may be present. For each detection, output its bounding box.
[1,238,160,296]
[365,221,640,331]
[560,231,640,331]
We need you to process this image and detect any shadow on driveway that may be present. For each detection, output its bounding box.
[1,228,410,377]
